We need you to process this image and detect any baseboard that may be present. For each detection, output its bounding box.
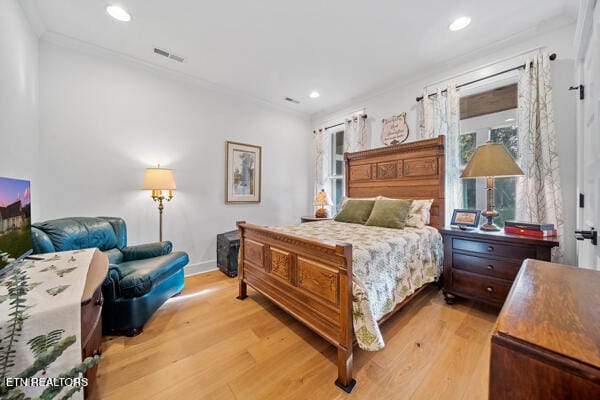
[184,260,218,277]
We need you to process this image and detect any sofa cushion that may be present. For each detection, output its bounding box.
[98,217,127,249]
[118,251,189,298]
[33,217,118,252]
[103,248,124,265]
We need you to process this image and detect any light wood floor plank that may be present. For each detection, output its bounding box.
[89,271,498,400]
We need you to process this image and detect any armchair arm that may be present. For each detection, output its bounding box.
[121,241,173,261]
[102,264,123,300]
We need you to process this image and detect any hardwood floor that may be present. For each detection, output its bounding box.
[89,271,499,400]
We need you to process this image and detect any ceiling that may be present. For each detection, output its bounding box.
[21,0,579,115]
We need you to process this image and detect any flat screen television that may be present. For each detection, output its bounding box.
[0,177,32,268]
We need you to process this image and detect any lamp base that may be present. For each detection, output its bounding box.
[480,209,500,231]
[315,208,329,218]
[480,222,501,231]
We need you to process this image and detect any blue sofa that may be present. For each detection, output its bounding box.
[32,216,189,336]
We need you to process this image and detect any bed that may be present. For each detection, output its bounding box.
[236,136,445,392]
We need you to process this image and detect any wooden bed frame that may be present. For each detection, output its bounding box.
[236,136,445,392]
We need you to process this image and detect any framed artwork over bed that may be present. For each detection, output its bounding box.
[225,141,261,203]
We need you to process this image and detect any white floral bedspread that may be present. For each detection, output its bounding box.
[271,220,443,351]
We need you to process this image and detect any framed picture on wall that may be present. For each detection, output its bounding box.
[450,209,481,228]
[225,141,261,203]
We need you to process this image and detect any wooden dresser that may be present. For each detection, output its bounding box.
[440,227,558,306]
[490,259,600,399]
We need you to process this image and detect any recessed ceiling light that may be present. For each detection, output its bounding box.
[449,17,471,31]
[505,118,516,122]
[106,5,132,22]
[309,91,320,99]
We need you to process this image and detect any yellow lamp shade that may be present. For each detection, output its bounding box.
[142,167,177,190]
[460,142,524,178]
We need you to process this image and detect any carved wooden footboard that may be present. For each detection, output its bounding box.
[236,136,445,392]
[236,222,356,391]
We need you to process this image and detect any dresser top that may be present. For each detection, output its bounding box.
[440,226,559,247]
[494,259,600,368]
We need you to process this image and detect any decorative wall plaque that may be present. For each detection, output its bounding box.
[381,112,409,146]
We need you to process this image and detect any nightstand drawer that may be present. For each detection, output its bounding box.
[452,270,512,302]
[453,253,521,280]
[453,238,536,259]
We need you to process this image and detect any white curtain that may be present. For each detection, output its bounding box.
[343,115,368,153]
[313,127,330,197]
[417,84,461,224]
[516,50,564,261]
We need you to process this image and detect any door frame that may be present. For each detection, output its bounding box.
[575,0,599,267]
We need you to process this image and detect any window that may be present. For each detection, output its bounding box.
[459,110,518,227]
[329,128,345,213]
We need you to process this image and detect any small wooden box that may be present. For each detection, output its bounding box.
[217,230,240,277]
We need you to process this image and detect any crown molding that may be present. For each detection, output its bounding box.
[39,31,310,120]
[311,13,576,123]
[18,0,47,37]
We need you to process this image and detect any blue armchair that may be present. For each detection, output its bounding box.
[32,217,189,336]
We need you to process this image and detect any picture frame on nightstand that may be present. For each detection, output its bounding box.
[450,209,481,229]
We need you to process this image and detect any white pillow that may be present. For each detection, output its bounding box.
[406,199,434,228]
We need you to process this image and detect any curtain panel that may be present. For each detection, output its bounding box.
[313,116,367,199]
[343,116,368,153]
[417,84,461,224]
[516,50,564,261]
[313,127,330,197]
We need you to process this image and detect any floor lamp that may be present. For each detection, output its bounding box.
[142,165,176,242]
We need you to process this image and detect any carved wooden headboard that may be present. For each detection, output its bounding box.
[344,136,445,229]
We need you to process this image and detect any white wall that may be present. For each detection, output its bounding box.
[313,24,578,265]
[0,0,39,220]
[38,41,312,274]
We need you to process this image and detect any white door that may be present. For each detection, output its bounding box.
[576,0,600,269]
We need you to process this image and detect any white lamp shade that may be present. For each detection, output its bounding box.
[313,189,333,206]
[142,167,176,190]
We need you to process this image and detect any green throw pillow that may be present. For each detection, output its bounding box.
[334,199,376,224]
[365,199,413,229]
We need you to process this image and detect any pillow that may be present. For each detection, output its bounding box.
[406,199,434,228]
[378,197,433,228]
[365,199,413,229]
[334,199,376,224]
[339,196,380,210]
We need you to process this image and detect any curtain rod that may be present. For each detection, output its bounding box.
[314,114,368,133]
[415,53,556,102]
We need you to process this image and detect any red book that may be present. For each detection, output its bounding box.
[504,226,557,238]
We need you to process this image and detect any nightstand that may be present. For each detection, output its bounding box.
[300,216,333,223]
[439,227,559,307]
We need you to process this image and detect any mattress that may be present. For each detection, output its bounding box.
[271,220,444,351]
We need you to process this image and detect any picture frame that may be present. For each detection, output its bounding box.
[450,209,481,228]
[225,141,261,203]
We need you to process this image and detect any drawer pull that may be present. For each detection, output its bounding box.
[486,265,494,270]
[487,246,494,252]
[486,287,493,292]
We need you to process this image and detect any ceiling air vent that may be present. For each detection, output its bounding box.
[153,47,185,63]
[284,97,300,104]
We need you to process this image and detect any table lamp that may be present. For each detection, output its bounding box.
[142,165,176,241]
[313,189,333,218]
[460,141,524,231]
